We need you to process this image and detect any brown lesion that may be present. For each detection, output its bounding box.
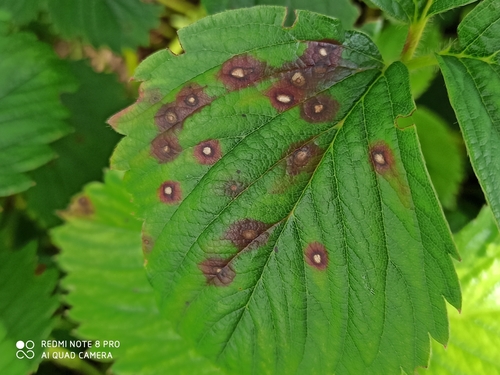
[151,133,182,163]
[224,180,246,198]
[58,194,94,219]
[304,242,329,271]
[286,142,322,176]
[154,83,213,131]
[218,55,267,90]
[158,180,182,204]
[301,95,339,123]
[225,219,271,251]
[198,257,236,286]
[369,141,395,175]
[193,139,222,165]
[266,82,304,112]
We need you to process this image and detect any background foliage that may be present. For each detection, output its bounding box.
[0,0,498,374]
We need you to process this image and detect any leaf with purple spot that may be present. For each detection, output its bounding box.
[110,7,461,375]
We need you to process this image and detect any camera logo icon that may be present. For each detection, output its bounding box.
[16,340,35,359]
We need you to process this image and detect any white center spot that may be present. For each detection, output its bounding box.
[186,95,197,104]
[202,146,212,156]
[164,186,173,195]
[314,104,324,113]
[163,145,170,153]
[277,94,292,104]
[166,112,177,123]
[215,268,222,274]
[319,47,328,56]
[374,153,386,165]
[230,68,245,78]
[291,72,306,86]
[313,254,322,264]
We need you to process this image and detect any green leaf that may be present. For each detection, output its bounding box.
[110,7,461,374]
[201,0,360,29]
[437,0,500,228]
[51,170,223,375]
[399,106,465,210]
[374,22,442,98]
[24,60,128,228]
[0,243,59,375]
[423,206,500,374]
[0,0,38,24]
[368,0,478,22]
[0,32,76,197]
[46,0,161,53]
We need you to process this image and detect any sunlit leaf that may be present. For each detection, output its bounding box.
[0,243,59,375]
[423,206,500,374]
[51,170,224,375]
[437,0,500,228]
[110,7,461,374]
[0,32,76,197]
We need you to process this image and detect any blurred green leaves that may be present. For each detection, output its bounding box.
[0,243,59,375]
[52,170,223,375]
[423,206,500,374]
[24,61,130,228]
[0,32,76,197]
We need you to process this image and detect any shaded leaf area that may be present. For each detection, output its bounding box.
[52,170,224,375]
[437,0,500,228]
[422,206,500,375]
[0,32,76,197]
[110,7,461,375]
[46,0,161,53]
[374,22,442,98]
[0,0,38,24]
[399,106,465,210]
[0,0,161,52]
[0,243,59,375]
[367,0,478,22]
[24,60,128,228]
[202,0,359,28]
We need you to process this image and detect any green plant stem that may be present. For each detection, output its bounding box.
[47,347,102,375]
[405,54,438,71]
[157,0,197,15]
[401,17,428,62]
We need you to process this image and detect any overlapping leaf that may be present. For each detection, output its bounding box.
[0,32,76,197]
[0,0,38,24]
[423,206,500,374]
[52,170,223,375]
[202,0,359,28]
[24,61,128,228]
[110,7,460,375]
[0,243,59,375]
[437,0,500,228]
[367,0,478,23]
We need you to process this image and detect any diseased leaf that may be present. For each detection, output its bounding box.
[46,0,161,53]
[368,0,478,23]
[437,0,500,228]
[24,60,128,228]
[110,7,460,375]
[0,32,76,197]
[0,243,59,375]
[52,170,224,375]
[202,0,360,29]
[423,206,500,375]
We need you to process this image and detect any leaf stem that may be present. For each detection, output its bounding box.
[405,54,438,71]
[401,17,428,62]
[401,0,434,62]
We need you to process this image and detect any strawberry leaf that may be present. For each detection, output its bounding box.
[110,7,461,374]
